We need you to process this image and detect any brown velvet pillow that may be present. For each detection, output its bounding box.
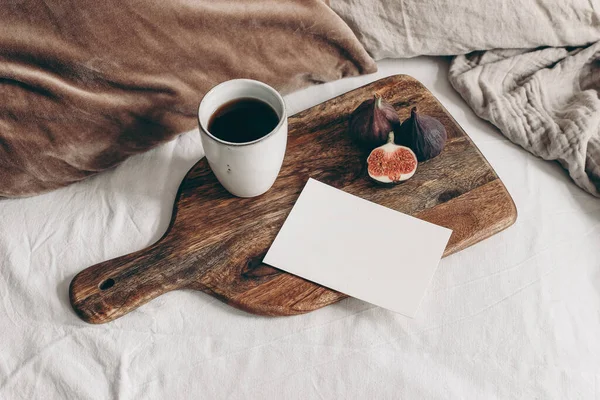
[0,0,375,197]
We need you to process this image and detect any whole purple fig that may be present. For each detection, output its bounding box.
[348,94,400,149]
[397,107,447,161]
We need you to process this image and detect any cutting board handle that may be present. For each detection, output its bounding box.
[69,242,182,324]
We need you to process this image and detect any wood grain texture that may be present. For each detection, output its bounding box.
[69,75,517,324]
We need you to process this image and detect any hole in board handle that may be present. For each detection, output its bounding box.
[99,278,115,291]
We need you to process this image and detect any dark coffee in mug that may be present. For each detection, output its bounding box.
[208,98,279,143]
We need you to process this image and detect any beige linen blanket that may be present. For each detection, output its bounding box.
[332,0,600,196]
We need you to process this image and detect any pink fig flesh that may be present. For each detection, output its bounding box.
[367,132,418,184]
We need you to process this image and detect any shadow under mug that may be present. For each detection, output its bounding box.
[197,79,288,198]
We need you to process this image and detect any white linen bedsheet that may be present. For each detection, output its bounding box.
[1,57,599,400]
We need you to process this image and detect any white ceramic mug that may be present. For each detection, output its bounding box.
[198,79,288,198]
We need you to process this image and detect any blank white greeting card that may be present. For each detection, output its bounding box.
[263,178,452,317]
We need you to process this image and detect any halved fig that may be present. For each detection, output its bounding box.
[367,132,417,184]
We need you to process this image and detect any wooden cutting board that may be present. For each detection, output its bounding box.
[70,75,517,324]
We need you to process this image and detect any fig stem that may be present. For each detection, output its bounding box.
[387,131,395,144]
[374,94,382,109]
